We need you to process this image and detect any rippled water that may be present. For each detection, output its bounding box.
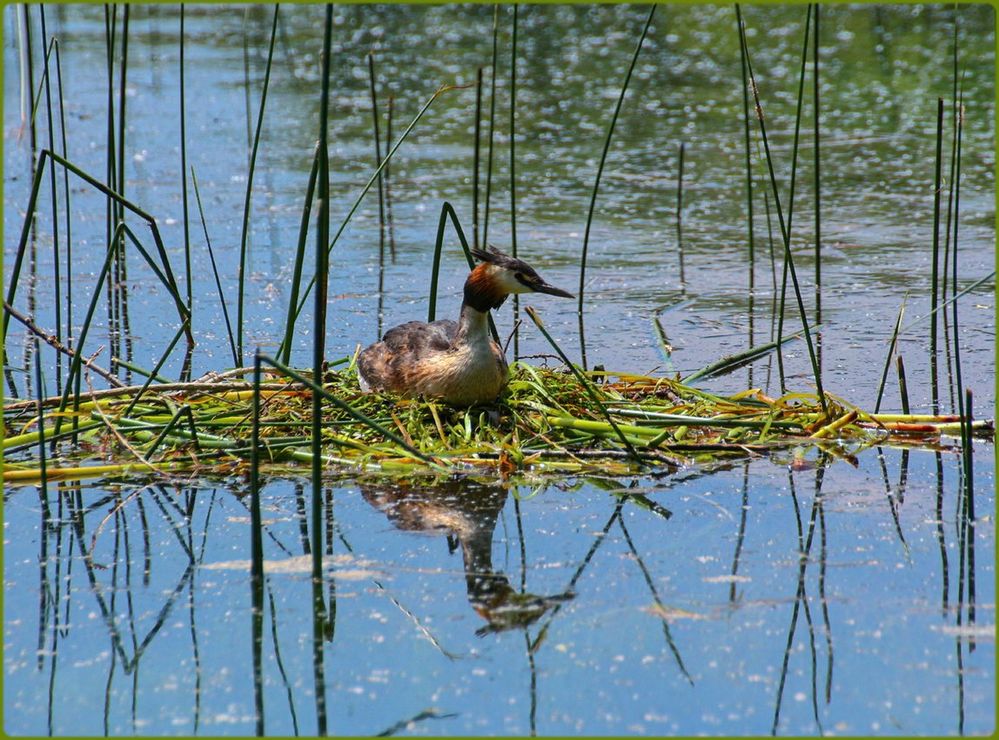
[3,4,995,736]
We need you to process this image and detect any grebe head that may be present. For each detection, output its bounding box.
[465,247,573,311]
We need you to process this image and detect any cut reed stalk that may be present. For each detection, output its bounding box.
[577,5,655,368]
[874,296,906,413]
[896,354,910,414]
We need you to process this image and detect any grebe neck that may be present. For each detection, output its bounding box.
[455,303,492,345]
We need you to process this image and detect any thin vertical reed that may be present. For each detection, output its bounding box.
[771,3,811,394]
[736,4,826,414]
[509,4,520,360]
[278,86,457,357]
[896,354,910,414]
[39,12,61,394]
[738,14,755,272]
[941,12,960,411]
[578,5,655,368]
[473,67,483,250]
[34,338,48,499]
[428,203,499,342]
[115,6,134,383]
[191,168,238,366]
[236,5,279,363]
[874,296,906,413]
[367,53,387,270]
[483,4,499,248]
[179,6,193,315]
[249,352,265,736]
[310,11,335,731]
[812,4,822,355]
[929,97,944,414]
[313,19,334,689]
[103,5,119,374]
[676,141,686,291]
[949,99,965,421]
[280,149,321,365]
[384,95,396,260]
[52,38,72,358]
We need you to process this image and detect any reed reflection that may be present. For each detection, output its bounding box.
[360,478,572,635]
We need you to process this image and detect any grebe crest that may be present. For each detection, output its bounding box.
[357,246,572,406]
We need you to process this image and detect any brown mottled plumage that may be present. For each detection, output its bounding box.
[357,247,572,406]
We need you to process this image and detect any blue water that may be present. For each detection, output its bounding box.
[3,4,995,736]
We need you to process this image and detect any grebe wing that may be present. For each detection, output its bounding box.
[380,319,458,352]
[358,319,458,393]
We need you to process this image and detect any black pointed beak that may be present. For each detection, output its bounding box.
[532,281,574,299]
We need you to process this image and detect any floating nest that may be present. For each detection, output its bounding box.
[2,362,991,484]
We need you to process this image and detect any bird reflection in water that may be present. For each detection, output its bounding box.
[360,478,573,636]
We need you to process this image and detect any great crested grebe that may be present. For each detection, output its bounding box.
[357,247,573,406]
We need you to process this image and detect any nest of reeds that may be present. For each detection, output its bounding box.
[2,361,990,485]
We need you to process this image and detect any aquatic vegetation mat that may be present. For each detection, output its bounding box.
[2,363,990,484]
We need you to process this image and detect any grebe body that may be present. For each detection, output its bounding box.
[357,247,572,405]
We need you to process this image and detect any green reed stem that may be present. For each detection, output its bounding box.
[179,6,192,315]
[368,52,387,271]
[237,5,279,364]
[248,351,265,733]
[524,306,639,460]
[473,67,483,250]
[38,14,63,396]
[278,85,458,361]
[483,4,499,248]
[279,147,321,366]
[874,295,906,413]
[33,338,48,494]
[896,354,910,415]
[929,96,944,416]
[191,167,238,366]
[736,4,826,415]
[950,98,965,422]
[428,202,499,342]
[6,152,191,349]
[510,4,520,359]
[773,3,811,394]
[738,12,755,273]
[577,5,655,370]
[676,141,686,291]
[812,4,822,333]
[122,319,190,416]
[684,325,816,384]
[258,354,439,466]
